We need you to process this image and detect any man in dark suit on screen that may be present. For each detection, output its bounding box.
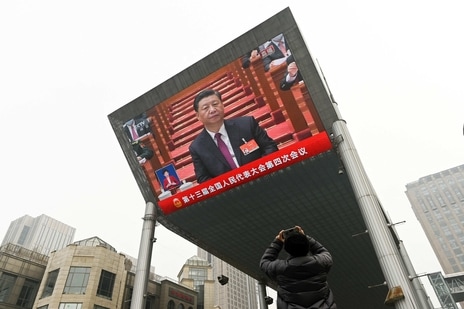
[189,89,278,183]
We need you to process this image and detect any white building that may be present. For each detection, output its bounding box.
[197,248,259,309]
[1,214,76,256]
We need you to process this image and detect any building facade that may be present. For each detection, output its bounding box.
[0,236,197,309]
[178,256,215,309]
[197,248,259,309]
[405,164,464,274]
[0,243,49,308]
[1,215,198,309]
[405,164,464,308]
[31,236,197,309]
[1,214,76,256]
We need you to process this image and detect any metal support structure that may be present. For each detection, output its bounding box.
[428,272,458,309]
[258,282,269,309]
[331,102,422,309]
[131,201,157,309]
[398,240,435,308]
[444,274,464,302]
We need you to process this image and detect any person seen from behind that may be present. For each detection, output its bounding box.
[260,226,337,309]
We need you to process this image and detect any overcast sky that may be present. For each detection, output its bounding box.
[1,1,463,307]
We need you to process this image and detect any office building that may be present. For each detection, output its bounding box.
[1,214,197,309]
[34,236,198,309]
[0,236,197,309]
[178,255,215,309]
[405,164,464,308]
[0,243,49,308]
[405,164,464,274]
[1,214,76,256]
[197,248,259,309]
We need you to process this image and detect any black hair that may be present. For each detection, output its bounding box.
[193,89,222,112]
[284,233,310,257]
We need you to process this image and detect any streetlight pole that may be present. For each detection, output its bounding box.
[131,201,157,309]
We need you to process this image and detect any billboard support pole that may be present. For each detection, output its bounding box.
[331,102,422,309]
[257,282,269,309]
[398,240,435,308]
[131,201,157,309]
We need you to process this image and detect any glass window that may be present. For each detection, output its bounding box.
[453,185,464,201]
[37,306,49,309]
[145,297,152,309]
[189,267,207,290]
[167,300,175,309]
[426,196,437,210]
[418,198,428,213]
[42,269,59,298]
[18,225,30,245]
[58,303,82,309]
[16,278,39,308]
[0,272,17,302]
[96,270,116,299]
[94,305,110,309]
[64,267,90,294]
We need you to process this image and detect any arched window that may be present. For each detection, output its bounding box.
[167,300,175,309]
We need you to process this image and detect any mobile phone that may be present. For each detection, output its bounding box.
[283,227,298,239]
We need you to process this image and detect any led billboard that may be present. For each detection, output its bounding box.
[109,8,390,308]
[111,29,333,214]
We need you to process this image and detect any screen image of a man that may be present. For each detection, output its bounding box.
[189,89,278,183]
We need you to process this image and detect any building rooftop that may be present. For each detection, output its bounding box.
[72,236,117,252]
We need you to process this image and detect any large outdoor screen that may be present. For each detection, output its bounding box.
[110,23,335,215]
[109,8,391,308]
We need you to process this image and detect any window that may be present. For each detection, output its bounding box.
[167,300,175,309]
[58,303,82,309]
[417,198,428,213]
[444,190,456,204]
[94,305,110,309]
[64,267,90,294]
[96,270,116,299]
[0,272,17,302]
[426,196,437,210]
[189,267,207,291]
[16,278,39,308]
[145,297,152,309]
[42,269,59,298]
[18,225,30,245]
[37,306,49,309]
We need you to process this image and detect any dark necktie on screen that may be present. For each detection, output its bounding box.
[130,125,139,140]
[278,41,287,56]
[215,133,237,169]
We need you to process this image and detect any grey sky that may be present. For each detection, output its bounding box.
[1,1,462,307]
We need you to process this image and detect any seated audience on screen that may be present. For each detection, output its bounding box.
[124,114,152,142]
[132,141,154,165]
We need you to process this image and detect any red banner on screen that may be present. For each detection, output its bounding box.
[158,132,332,215]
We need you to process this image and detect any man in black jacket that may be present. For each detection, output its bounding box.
[259,226,337,309]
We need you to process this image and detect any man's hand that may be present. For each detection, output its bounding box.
[276,230,285,242]
[287,62,299,78]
